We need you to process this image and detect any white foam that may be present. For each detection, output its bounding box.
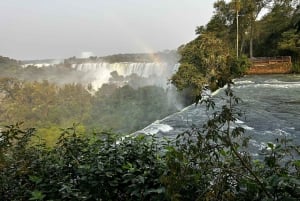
[243,125,254,130]
[234,80,255,85]
[235,119,244,124]
[22,63,53,68]
[264,79,300,85]
[211,85,226,96]
[264,79,281,83]
[262,129,291,136]
[234,119,254,130]
[262,83,300,88]
[235,83,300,89]
[140,123,173,135]
[249,139,267,150]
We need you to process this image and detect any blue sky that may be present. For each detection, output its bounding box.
[0,0,214,60]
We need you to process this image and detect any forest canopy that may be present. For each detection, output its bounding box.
[171,0,300,101]
[0,1,300,200]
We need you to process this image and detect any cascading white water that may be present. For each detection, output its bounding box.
[71,62,179,90]
[72,62,171,76]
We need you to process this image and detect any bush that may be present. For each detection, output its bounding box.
[292,62,300,73]
[1,86,299,200]
[0,124,167,201]
[161,85,300,201]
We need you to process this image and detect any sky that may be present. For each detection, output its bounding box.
[0,0,215,60]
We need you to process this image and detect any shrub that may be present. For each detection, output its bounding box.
[1,86,299,200]
[0,124,167,200]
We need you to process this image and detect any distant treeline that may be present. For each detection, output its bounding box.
[63,50,179,65]
[0,56,93,86]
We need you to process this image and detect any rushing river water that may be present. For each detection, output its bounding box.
[139,74,300,152]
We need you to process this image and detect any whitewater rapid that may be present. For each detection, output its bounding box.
[137,74,300,153]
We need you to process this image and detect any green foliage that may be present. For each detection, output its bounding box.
[2,2,300,200]
[172,33,235,101]
[171,32,250,102]
[162,86,246,200]
[0,79,92,128]
[0,56,23,78]
[278,29,300,66]
[161,86,300,201]
[88,84,177,133]
[0,124,167,200]
[253,0,299,59]
[172,0,300,104]
[0,86,299,200]
[228,55,251,76]
[171,63,205,94]
[0,123,37,200]
[0,77,178,141]
[194,0,300,63]
[292,62,300,73]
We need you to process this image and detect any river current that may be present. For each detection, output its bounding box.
[139,74,300,152]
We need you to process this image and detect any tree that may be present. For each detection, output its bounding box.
[238,0,272,57]
[254,0,296,56]
[294,5,300,31]
[171,33,239,103]
[57,83,92,125]
[162,85,300,200]
[278,29,300,58]
[276,4,300,68]
[88,84,177,133]
[196,0,235,48]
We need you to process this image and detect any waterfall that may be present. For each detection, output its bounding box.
[71,62,179,90]
[20,60,180,90]
[71,62,179,77]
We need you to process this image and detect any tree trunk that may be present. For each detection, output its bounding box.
[250,20,254,58]
[250,37,253,58]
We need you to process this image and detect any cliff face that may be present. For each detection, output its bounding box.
[246,57,292,74]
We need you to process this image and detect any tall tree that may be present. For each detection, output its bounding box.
[196,0,235,49]
[255,0,297,56]
[171,33,233,102]
[238,0,272,57]
[196,0,272,57]
[277,4,300,65]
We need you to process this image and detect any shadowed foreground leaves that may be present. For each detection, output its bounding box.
[0,87,299,201]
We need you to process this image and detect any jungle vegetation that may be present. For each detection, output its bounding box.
[171,0,300,102]
[0,76,178,146]
[1,0,300,200]
[1,86,299,200]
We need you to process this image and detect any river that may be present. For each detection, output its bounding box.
[139,74,300,153]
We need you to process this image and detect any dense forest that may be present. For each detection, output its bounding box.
[1,0,300,200]
[0,77,178,146]
[171,0,300,100]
